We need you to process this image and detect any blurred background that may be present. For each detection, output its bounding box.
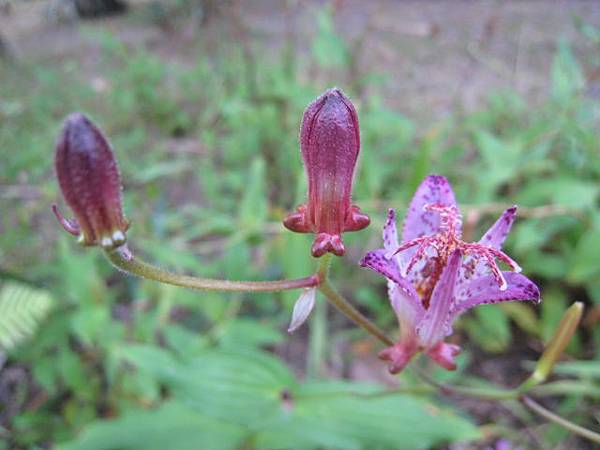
[1,1,600,449]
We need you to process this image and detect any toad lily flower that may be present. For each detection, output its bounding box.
[283,88,370,257]
[360,175,540,374]
[53,113,129,250]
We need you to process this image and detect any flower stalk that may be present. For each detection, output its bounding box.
[520,396,600,444]
[105,246,319,293]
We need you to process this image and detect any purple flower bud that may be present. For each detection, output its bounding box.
[52,113,129,249]
[283,88,370,257]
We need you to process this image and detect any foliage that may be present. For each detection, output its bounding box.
[0,4,599,450]
[58,347,478,450]
[0,283,53,351]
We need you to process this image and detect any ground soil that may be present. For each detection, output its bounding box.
[2,0,600,123]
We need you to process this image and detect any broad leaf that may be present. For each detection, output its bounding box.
[56,401,245,450]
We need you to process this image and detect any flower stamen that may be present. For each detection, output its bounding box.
[393,204,521,291]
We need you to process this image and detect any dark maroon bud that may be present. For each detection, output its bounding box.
[283,88,369,257]
[53,113,129,249]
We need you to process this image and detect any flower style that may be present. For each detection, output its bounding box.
[53,113,129,249]
[360,175,540,374]
[283,88,370,257]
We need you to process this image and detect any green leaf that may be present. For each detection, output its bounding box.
[311,8,349,68]
[113,344,181,382]
[218,318,284,349]
[170,350,296,427]
[551,39,585,100]
[569,229,600,282]
[552,361,600,378]
[464,305,510,353]
[516,177,599,209]
[238,157,268,229]
[500,302,540,336]
[119,348,479,449]
[473,131,523,199]
[254,381,480,450]
[56,401,245,450]
[0,282,52,351]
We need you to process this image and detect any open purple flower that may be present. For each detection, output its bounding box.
[360,175,540,374]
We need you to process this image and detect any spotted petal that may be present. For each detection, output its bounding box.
[479,206,518,249]
[359,249,420,307]
[402,175,458,242]
[416,249,462,348]
[382,208,421,284]
[450,272,540,323]
[383,208,400,253]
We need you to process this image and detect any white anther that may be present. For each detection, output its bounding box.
[112,230,125,243]
[101,236,113,248]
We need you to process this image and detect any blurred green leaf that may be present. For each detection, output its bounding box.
[551,39,585,100]
[238,157,268,229]
[0,282,52,352]
[56,401,245,450]
[218,318,284,349]
[312,8,349,68]
[473,130,523,199]
[517,178,598,209]
[254,381,480,450]
[116,347,479,449]
[500,302,540,336]
[552,361,600,378]
[569,228,600,282]
[464,305,510,353]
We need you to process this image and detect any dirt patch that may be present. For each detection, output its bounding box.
[2,0,600,122]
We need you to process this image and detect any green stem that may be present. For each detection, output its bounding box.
[521,395,600,444]
[411,365,518,400]
[307,294,327,377]
[316,255,394,347]
[105,246,319,293]
[530,381,600,399]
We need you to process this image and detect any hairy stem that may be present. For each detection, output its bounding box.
[307,295,327,377]
[105,245,319,292]
[521,396,600,444]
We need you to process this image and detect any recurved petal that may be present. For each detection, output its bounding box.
[426,342,461,371]
[378,340,419,374]
[416,249,462,348]
[479,206,518,249]
[382,208,417,280]
[359,249,420,304]
[402,175,458,242]
[383,209,400,252]
[451,272,540,322]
